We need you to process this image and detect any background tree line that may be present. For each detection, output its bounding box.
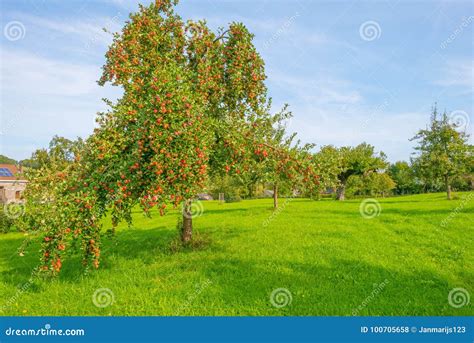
[207,106,473,201]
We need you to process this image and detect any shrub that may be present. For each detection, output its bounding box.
[0,211,13,234]
[225,195,242,203]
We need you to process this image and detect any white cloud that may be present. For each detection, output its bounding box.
[264,71,429,161]
[8,12,123,50]
[1,49,101,96]
[435,59,474,93]
[288,105,427,162]
[0,48,121,159]
[268,70,363,106]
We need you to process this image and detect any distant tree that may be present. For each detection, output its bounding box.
[313,145,344,195]
[345,175,364,198]
[411,106,473,200]
[372,173,396,197]
[19,159,39,169]
[334,143,387,200]
[208,174,247,200]
[388,161,420,195]
[27,136,83,169]
[260,105,317,208]
[346,172,395,198]
[0,155,17,165]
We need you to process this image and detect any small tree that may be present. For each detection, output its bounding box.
[345,172,395,198]
[388,161,420,195]
[411,106,473,200]
[332,143,387,200]
[313,145,345,196]
[259,105,318,208]
[372,173,396,197]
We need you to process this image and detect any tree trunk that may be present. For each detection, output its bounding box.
[445,175,452,200]
[248,184,254,198]
[273,183,278,209]
[336,183,346,201]
[181,200,193,243]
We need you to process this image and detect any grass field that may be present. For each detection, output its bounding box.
[0,192,472,316]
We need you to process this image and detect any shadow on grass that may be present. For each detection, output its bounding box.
[0,222,230,287]
[1,228,471,315]
[156,256,464,316]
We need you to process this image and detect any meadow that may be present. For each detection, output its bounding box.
[0,192,472,316]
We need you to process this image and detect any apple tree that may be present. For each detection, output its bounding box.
[21,0,318,274]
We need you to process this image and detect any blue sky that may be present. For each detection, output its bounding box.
[0,0,472,162]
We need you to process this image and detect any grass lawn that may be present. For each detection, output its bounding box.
[0,192,473,316]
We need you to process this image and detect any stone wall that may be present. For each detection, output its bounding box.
[0,181,27,203]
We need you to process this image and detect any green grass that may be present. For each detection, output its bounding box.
[0,192,473,316]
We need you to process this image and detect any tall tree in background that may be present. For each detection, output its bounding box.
[411,106,473,200]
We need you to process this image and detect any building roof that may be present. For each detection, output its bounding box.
[0,164,25,181]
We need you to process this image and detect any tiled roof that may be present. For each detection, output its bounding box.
[0,164,24,181]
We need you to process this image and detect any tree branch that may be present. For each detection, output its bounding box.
[213,29,230,42]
